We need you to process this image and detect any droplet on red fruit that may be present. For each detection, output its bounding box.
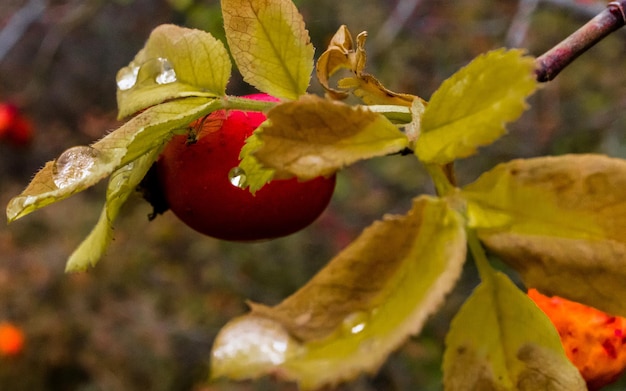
[228,167,248,189]
[53,146,103,189]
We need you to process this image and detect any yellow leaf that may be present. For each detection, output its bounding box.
[211,196,466,389]
[116,25,230,118]
[222,0,313,100]
[461,154,626,318]
[238,132,275,194]
[415,49,537,164]
[249,94,409,180]
[65,148,161,272]
[444,269,586,391]
[7,97,221,222]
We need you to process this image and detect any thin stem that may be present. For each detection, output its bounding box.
[367,105,412,123]
[425,163,455,197]
[535,1,626,82]
[467,228,494,283]
[222,95,277,112]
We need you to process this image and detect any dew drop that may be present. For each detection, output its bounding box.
[342,311,369,335]
[154,57,177,85]
[116,65,139,91]
[53,146,102,189]
[228,167,248,189]
[212,316,300,371]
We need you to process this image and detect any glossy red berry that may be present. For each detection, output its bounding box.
[156,93,336,241]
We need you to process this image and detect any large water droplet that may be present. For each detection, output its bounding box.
[342,311,369,335]
[154,57,177,85]
[53,146,102,189]
[212,316,300,373]
[116,65,139,91]
[116,57,176,91]
[228,167,248,189]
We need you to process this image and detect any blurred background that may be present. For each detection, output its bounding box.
[1,0,626,390]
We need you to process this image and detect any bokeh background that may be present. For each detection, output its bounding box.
[1,0,626,390]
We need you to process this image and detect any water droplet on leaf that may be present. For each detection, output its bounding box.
[53,146,102,189]
[116,58,176,91]
[342,311,369,335]
[228,167,248,189]
[116,65,139,91]
[212,316,300,372]
[154,57,177,85]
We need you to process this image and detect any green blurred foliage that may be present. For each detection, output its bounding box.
[1,0,626,390]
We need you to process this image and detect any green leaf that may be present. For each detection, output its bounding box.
[116,24,231,118]
[222,0,314,100]
[245,94,409,182]
[461,154,626,318]
[7,97,221,222]
[443,269,586,390]
[65,147,162,272]
[415,49,537,164]
[211,196,467,390]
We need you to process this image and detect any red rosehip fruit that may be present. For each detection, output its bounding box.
[0,103,33,147]
[0,322,25,357]
[528,288,626,390]
[156,93,336,241]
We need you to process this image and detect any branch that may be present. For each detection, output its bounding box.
[535,1,626,82]
[0,0,46,64]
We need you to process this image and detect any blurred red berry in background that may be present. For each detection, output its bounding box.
[0,321,25,357]
[0,103,33,147]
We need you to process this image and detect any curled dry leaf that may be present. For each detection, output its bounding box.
[211,196,466,390]
[316,25,420,106]
[462,154,626,318]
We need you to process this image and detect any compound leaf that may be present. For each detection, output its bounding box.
[415,49,537,164]
[461,154,626,318]
[444,269,585,391]
[222,0,313,100]
[116,24,230,118]
[245,94,409,181]
[211,196,466,390]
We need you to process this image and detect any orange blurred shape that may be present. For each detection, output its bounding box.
[0,103,33,147]
[0,321,25,357]
[529,289,626,390]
